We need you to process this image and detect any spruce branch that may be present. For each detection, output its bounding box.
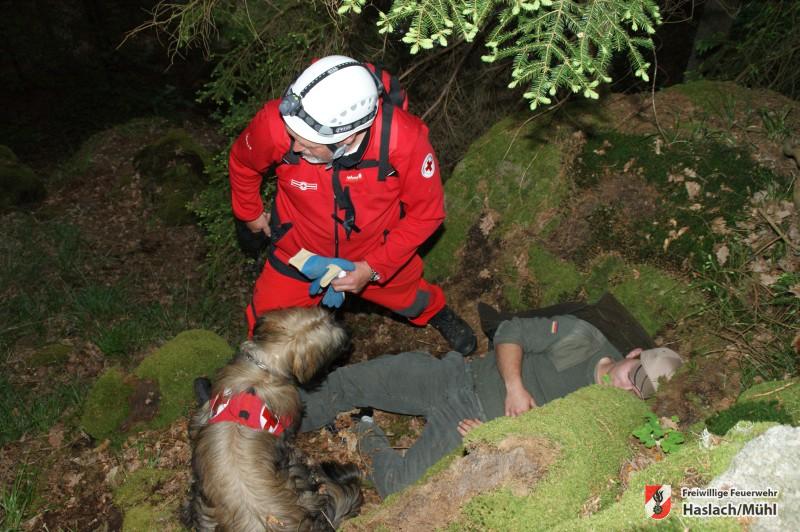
[340,0,661,109]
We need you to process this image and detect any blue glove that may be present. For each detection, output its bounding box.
[288,248,355,296]
[321,286,346,308]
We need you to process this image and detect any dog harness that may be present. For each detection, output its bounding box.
[208,389,292,435]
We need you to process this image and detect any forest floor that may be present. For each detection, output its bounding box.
[1,86,799,530]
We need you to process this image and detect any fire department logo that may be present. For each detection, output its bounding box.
[290,179,318,191]
[645,485,671,519]
[421,153,435,178]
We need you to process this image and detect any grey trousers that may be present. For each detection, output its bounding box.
[299,351,484,497]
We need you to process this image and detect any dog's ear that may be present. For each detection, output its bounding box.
[194,377,212,406]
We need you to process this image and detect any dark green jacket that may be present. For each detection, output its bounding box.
[470,315,622,419]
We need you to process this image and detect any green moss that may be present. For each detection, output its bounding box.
[30,343,72,366]
[133,329,232,430]
[575,129,783,270]
[121,504,182,532]
[610,264,699,336]
[738,378,800,420]
[525,244,583,307]
[668,80,756,117]
[426,117,565,280]
[455,386,649,530]
[553,422,775,531]
[705,400,793,436]
[114,467,184,532]
[80,367,133,441]
[114,468,174,510]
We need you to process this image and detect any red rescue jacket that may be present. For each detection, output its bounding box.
[229,96,445,282]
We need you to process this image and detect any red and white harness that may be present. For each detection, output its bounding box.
[207,390,292,436]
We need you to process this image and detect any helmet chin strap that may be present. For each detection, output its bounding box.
[328,143,347,159]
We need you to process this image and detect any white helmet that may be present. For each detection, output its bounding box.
[279,55,382,145]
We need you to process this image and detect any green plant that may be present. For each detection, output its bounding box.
[0,464,36,530]
[759,107,792,140]
[705,400,793,436]
[631,413,685,453]
[0,375,87,445]
[341,0,660,110]
[694,0,800,99]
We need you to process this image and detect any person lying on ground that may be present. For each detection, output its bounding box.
[299,314,683,497]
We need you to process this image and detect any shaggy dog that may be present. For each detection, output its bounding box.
[184,307,362,531]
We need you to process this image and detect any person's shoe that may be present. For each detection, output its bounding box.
[350,407,374,424]
[428,305,477,356]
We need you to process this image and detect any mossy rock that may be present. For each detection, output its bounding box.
[552,421,775,530]
[347,386,650,530]
[0,145,46,210]
[133,329,233,431]
[114,467,184,532]
[133,129,210,226]
[737,378,800,421]
[80,367,134,441]
[425,116,567,281]
[81,330,231,441]
[30,342,72,366]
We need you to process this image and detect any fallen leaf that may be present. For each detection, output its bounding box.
[660,417,680,431]
[685,181,701,199]
[683,167,698,178]
[668,173,684,184]
[789,284,800,298]
[710,217,730,235]
[689,203,703,211]
[715,244,729,266]
[48,424,64,448]
[758,273,779,286]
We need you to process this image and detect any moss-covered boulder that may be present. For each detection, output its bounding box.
[133,129,211,226]
[134,329,233,430]
[80,367,133,441]
[80,329,232,442]
[0,144,46,210]
[346,386,650,530]
[553,421,776,531]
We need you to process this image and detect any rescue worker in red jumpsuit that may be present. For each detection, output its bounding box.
[229,55,476,355]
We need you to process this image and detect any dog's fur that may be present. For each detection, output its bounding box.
[184,307,362,531]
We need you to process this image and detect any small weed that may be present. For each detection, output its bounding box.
[0,464,36,531]
[632,413,685,453]
[759,107,792,140]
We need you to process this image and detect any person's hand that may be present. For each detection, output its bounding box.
[457,418,483,437]
[246,211,271,237]
[288,249,356,296]
[504,384,536,417]
[330,261,373,294]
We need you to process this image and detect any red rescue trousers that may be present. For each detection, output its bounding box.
[245,254,446,336]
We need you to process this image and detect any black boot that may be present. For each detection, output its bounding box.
[428,306,477,356]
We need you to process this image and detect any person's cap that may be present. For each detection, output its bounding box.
[628,347,683,399]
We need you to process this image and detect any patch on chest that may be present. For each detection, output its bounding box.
[290,179,318,191]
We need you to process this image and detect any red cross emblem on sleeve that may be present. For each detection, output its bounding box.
[421,153,435,178]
